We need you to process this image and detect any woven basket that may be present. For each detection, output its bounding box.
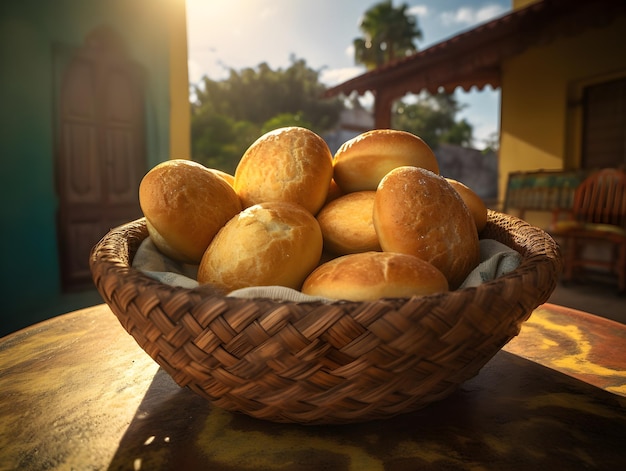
[90,210,561,424]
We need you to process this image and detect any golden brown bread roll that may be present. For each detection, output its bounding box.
[198,201,323,292]
[445,178,488,232]
[302,251,449,301]
[234,127,333,215]
[208,168,235,187]
[373,166,480,289]
[333,129,439,193]
[139,159,242,263]
[316,191,381,255]
[324,178,343,204]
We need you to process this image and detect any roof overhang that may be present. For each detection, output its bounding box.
[324,0,626,99]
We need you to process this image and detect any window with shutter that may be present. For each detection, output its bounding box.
[582,77,626,170]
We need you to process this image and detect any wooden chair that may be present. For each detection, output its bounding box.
[550,168,626,293]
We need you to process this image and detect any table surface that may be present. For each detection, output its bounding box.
[1,302,625,470]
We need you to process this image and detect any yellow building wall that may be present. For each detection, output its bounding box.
[168,0,191,160]
[498,14,626,209]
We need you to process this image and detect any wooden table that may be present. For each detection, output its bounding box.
[1,303,625,470]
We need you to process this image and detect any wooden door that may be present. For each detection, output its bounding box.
[56,28,146,290]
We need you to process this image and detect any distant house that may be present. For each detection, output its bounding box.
[324,0,626,213]
[0,1,190,335]
[324,98,375,154]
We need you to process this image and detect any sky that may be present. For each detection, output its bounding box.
[185,0,512,149]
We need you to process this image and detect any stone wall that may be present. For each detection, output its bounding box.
[435,143,498,202]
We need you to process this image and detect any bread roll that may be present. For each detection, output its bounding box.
[139,159,242,263]
[198,202,323,292]
[333,129,439,193]
[302,251,448,301]
[324,178,343,204]
[373,166,480,289]
[445,178,488,232]
[234,127,333,215]
[208,168,235,187]
[316,191,381,255]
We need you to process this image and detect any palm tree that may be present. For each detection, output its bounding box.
[353,0,423,70]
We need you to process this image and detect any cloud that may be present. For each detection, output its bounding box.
[407,5,428,18]
[345,43,355,58]
[441,4,507,27]
[258,5,278,20]
[320,66,365,87]
[187,59,204,85]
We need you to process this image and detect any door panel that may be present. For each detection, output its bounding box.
[56,27,146,290]
[62,123,101,204]
[105,129,136,201]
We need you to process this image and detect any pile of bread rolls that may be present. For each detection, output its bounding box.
[138,126,488,302]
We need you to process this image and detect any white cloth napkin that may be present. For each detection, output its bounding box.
[132,238,522,302]
[131,238,200,289]
[458,238,523,289]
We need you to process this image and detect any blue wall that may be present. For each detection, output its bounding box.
[0,0,173,336]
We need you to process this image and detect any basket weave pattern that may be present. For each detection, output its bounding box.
[90,210,561,424]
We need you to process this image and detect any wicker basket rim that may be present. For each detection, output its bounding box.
[90,210,562,309]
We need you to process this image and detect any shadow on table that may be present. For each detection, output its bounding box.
[107,351,626,470]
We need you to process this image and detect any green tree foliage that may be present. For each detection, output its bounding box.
[353,1,473,149]
[353,0,422,70]
[261,112,313,135]
[393,93,473,149]
[191,57,343,173]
